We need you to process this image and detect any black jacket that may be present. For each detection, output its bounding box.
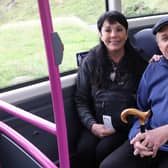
[75,44,148,133]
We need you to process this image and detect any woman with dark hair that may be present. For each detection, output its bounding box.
[75,10,148,168]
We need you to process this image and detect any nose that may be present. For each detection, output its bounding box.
[110,30,117,37]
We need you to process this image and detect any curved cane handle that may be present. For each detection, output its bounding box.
[120,108,151,125]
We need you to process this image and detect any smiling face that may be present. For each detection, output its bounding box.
[99,20,128,55]
[156,25,168,59]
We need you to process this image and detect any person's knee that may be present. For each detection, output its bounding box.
[100,159,120,168]
[99,153,120,168]
[99,159,111,168]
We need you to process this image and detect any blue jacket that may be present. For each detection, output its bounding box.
[129,56,168,151]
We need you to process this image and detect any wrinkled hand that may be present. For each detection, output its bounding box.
[131,125,168,158]
[149,54,162,63]
[131,134,153,158]
[91,123,116,138]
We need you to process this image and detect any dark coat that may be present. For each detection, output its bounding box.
[75,44,148,133]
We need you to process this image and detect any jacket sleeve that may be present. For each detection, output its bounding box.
[75,58,97,130]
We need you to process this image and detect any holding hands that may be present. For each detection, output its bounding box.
[130,125,168,158]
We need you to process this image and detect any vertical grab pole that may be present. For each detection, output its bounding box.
[37,1,70,168]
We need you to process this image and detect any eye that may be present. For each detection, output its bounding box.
[160,34,168,42]
[116,27,124,32]
[103,27,111,32]
[161,37,168,42]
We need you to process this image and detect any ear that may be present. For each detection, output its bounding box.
[98,32,103,42]
[98,31,102,38]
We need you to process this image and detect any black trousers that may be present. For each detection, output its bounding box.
[100,140,168,168]
[76,129,127,168]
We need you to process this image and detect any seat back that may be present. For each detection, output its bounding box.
[76,51,89,66]
[133,28,161,60]
[0,115,57,168]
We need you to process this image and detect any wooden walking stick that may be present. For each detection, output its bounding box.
[120,108,151,132]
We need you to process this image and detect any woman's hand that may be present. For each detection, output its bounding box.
[131,125,168,158]
[149,54,162,63]
[91,123,116,138]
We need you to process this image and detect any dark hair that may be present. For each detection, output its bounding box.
[87,11,141,89]
[89,40,138,89]
[97,10,128,32]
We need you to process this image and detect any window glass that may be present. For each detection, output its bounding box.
[0,0,105,90]
[50,0,105,73]
[122,0,168,17]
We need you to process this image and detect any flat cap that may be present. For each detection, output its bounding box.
[152,16,168,35]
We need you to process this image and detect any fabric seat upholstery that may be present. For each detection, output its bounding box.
[133,28,161,61]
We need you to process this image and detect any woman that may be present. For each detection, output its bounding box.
[100,16,168,168]
[75,11,148,168]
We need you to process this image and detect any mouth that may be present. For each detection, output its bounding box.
[109,39,120,43]
[109,41,120,45]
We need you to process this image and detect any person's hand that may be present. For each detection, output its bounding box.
[91,123,116,138]
[131,125,168,158]
[149,54,162,63]
[131,132,153,158]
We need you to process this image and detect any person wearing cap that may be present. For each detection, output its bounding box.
[100,16,168,168]
[75,10,149,168]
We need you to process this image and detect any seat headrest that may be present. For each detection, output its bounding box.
[134,28,161,60]
[76,51,89,66]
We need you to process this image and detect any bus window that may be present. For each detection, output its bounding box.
[0,1,48,90]
[50,0,105,73]
[0,0,105,91]
[122,0,168,18]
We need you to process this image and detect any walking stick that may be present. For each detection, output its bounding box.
[120,108,151,133]
[121,108,153,167]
